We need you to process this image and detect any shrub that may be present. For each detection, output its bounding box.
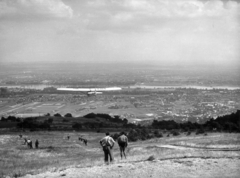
[186,131,191,136]
[140,128,151,140]
[84,113,96,118]
[72,123,82,129]
[111,133,120,141]
[54,113,62,117]
[196,129,205,135]
[171,130,180,136]
[128,129,139,142]
[13,171,23,178]
[64,113,72,117]
[47,118,53,123]
[153,130,163,138]
[62,119,69,122]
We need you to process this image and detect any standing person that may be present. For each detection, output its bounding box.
[99,132,115,164]
[117,132,128,159]
[83,139,88,146]
[23,138,27,145]
[27,139,33,149]
[35,139,39,149]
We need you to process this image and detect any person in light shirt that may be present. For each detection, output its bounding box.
[99,132,115,164]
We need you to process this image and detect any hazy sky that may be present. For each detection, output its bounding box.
[0,0,239,67]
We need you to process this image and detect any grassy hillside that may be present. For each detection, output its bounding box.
[0,131,239,177]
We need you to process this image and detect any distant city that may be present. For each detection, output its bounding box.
[0,62,239,124]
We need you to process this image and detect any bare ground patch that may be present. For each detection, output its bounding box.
[21,157,240,178]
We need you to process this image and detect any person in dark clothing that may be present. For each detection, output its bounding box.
[35,139,39,149]
[117,132,128,159]
[83,139,88,146]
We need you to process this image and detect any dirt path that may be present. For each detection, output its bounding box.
[158,144,240,151]
[22,157,240,178]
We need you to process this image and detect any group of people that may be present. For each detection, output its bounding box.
[23,137,39,149]
[79,137,88,146]
[19,132,128,165]
[66,135,88,146]
[100,132,128,164]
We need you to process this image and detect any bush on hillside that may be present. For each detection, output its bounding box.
[47,118,53,123]
[153,130,163,138]
[84,113,96,118]
[171,130,180,136]
[62,119,69,122]
[54,113,62,117]
[128,129,139,142]
[140,128,151,140]
[186,131,191,136]
[111,133,120,141]
[64,113,72,117]
[128,128,156,141]
[224,122,239,133]
[72,123,82,129]
[196,128,205,135]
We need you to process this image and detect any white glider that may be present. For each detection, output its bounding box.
[57,87,122,96]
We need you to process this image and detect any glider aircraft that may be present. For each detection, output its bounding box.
[57,87,122,96]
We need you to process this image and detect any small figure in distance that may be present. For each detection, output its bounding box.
[35,139,39,149]
[117,132,128,159]
[99,132,115,164]
[27,139,33,149]
[67,136,70,140]
[83,139,88,146]
[23,138,27,145]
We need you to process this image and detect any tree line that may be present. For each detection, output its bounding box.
[1,110,239,140]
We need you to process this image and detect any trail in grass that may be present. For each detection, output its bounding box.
[156,144,240,151]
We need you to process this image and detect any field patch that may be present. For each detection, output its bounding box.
[0,135,12,144]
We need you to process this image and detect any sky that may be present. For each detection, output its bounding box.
[0,0,239,67]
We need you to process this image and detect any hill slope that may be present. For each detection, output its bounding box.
[18,133,240,178]
[21,157,240,178]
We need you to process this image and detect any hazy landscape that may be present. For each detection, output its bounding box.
[1,0,240,177]
[0,63,239,124]
[0,63,239,178]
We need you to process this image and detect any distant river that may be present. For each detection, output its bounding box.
[1,85,240,90]
[0,85,59,90]
[129,85,240,90]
